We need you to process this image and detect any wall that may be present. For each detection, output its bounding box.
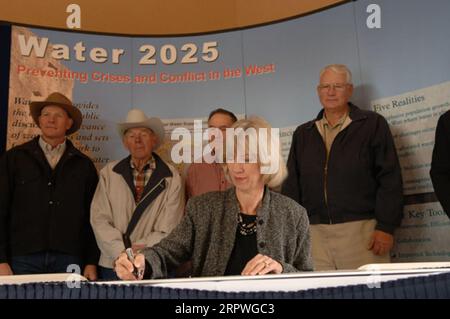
[0,0,346,35]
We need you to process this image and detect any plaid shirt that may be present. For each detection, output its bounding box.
[130,157,156,202]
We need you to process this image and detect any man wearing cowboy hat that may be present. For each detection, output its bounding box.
[0,92,99,279]
[90,108,184,280]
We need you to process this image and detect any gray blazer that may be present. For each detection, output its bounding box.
[143,187,313,278]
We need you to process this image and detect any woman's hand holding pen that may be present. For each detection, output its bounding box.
[114,249,145,280]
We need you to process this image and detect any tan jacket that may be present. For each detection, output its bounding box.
[91,154,184,268]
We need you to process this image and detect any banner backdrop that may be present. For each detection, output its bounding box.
[5,0,450,261]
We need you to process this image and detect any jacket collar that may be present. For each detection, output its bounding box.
[21,136,85,168]
[306,102,367,129]
[112,152,172,197]
[223,185,271,220]
[258,185,272,218]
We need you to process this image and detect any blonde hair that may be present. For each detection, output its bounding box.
[319,64,353,84]
[223,116,287,189]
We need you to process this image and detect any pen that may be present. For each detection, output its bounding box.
[125,247,140,278]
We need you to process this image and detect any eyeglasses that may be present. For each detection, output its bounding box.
[317,83,349,91]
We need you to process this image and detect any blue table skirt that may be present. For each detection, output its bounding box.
[1,272,449,299]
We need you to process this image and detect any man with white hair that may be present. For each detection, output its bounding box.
[282,64,403,270]
[90,108,184,280]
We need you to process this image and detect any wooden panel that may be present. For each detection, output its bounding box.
[0,0,347,35]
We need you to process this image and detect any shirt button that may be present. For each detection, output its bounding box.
[258,219,264,225]
[48,182,52,186]
[49,201,54,205]
[259,242,266,248]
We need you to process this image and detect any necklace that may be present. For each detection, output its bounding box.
[238,213,257,236]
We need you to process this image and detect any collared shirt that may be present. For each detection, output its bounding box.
[315,112,352,158]
[38,136,66,169]
[130,157,156,202]
[185,162,232,198]
[315,112,352,204]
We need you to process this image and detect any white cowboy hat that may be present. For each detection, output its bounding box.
[117,108,165,149]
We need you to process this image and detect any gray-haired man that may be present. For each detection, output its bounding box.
[282,64,403,270]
